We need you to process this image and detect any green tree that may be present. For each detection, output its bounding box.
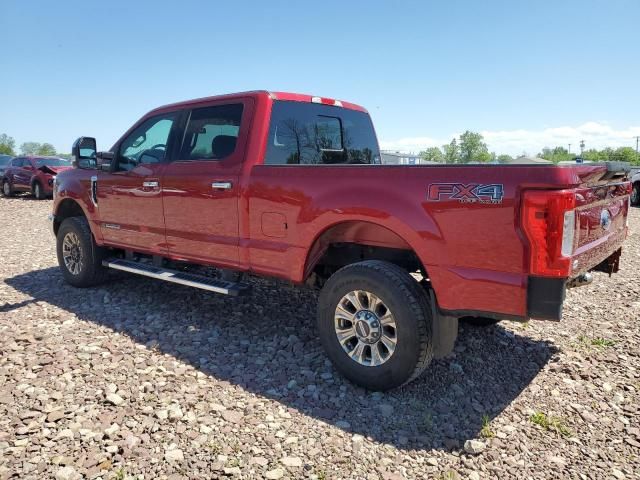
[442,138,460,164]
[0,133,16,155]
[539,146,573,164]
[611,146,636,164]
[497,154,513,163]
[420,146,444,163]
[36,143,56,155]
[458,130,489,163]
[20,142,42,155]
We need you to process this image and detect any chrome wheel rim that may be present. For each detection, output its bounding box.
[632,187,639,205]
[3,182,9,195]
[34,184,40,197]
[334,290,397,367]
[62,232,83,275]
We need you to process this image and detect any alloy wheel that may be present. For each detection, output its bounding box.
[334,290,398,366]
[62,232,83,275]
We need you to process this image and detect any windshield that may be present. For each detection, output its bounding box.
[0,156,12,166]
[34,158,72,167]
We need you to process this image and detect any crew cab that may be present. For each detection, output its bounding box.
[50,91,632,390]
[2,156,73,199]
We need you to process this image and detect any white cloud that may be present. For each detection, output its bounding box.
[380,122,640,156]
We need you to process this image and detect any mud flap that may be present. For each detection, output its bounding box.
[429,290,459,359]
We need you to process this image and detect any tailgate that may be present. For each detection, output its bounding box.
[571,181,630,275]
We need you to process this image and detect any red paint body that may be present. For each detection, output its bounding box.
[3,156,72,196]
[52,91,631,319]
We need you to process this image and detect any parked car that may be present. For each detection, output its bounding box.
[631,169,640,206]
[0,155,13,177]
[50,91,632,390]
[2,156,73,199]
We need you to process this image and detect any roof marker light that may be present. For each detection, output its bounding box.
[311,96,322,104]
[334,100,343,107]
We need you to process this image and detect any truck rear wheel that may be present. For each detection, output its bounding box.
[317,260,433,391]
[56,217,109,287]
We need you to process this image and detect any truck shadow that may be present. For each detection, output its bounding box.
[5,267,557,451]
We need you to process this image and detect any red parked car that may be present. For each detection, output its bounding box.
[2,156,73,199]
[50,91,631,390]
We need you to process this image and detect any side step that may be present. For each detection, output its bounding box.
[102,258,250,296]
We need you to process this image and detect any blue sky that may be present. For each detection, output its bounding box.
[1,0,639,156]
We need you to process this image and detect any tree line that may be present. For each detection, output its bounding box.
[419,130,640,165]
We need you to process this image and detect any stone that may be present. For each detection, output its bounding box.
[55,466,79,480]
[105,393,124,406]
[463,440,486,455]
[281,456,303,467]
[266,468,285,479]
[165,449,184,462]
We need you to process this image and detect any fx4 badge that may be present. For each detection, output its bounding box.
[428,183,504,204]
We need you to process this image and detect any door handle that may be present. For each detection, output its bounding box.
[211,181,232,190]
[142,181,159,188]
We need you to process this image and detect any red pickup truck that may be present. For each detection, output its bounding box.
[51,91,631,390]
[2,156,73,199]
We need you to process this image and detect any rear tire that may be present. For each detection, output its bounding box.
[56,217,109,287]
[632,183,640,207]
[2,180,13,197]
[317,260,433,391]
[460,316,501,327]
[33,181,46,200]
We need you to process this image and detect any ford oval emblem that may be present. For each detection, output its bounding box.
[600,209,612,230]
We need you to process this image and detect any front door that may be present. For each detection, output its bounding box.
[161,101,251,268]
[97,111,179,254]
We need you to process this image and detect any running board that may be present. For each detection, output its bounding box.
[102,258,249,296]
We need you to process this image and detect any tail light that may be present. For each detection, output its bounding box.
[521,190,576,277]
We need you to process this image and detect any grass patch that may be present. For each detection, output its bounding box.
[114,468,126,480]
[530,411,571,437]
[480,414,495,438]
[590,337,615,347]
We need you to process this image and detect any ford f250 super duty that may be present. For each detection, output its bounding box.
[50,91,632,390]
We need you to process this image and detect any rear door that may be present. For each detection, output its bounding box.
[161,99,253,267]
[97,111,180,254]
[12,158,31,190]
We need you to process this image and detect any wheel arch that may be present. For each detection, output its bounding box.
[302,220,428,284]
[53,198,90,236]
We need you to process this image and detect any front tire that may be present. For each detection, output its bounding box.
[632,183,640,207]
[33,181,46,200]
[2,180,13,197]
[56,217,109,287]
[317,260,433,391]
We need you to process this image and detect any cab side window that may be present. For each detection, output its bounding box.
[11,158,24,167]
[116,113,177,172]
[179,104,244,160]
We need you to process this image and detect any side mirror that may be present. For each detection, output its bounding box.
[97,151,114,171]
[72,137,97,169]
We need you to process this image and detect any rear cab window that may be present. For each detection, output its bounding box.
[264,101,381,165]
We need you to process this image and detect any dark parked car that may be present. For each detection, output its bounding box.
[0,155,12,178]
[1,156,73,199]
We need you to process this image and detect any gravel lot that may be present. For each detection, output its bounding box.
[0,197,638,480]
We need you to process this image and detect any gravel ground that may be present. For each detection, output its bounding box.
[0,196,638,480]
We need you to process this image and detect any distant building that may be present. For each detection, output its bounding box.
[381,151,437,165]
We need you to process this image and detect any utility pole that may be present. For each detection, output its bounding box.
[568,143,571,153]
[635,136,639,163]
[580,140,585,156]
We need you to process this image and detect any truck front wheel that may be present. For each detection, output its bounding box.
[56,217,109,287]
[317,260,433,391]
